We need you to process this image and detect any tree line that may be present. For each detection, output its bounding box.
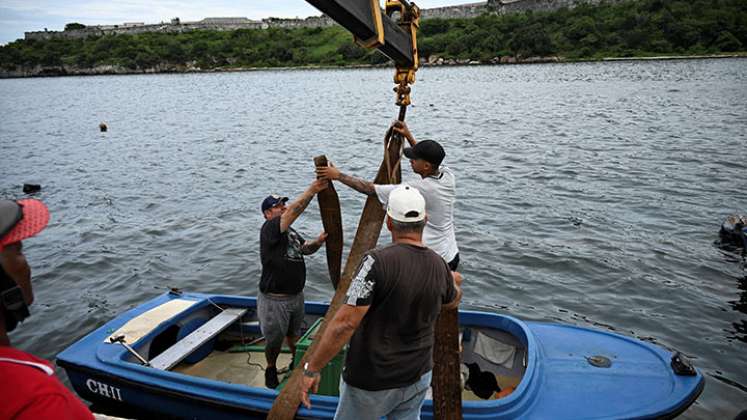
[1,0,744,73]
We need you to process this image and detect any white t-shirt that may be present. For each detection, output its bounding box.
[374,166,459,262]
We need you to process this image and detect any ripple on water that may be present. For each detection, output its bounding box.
[1,59,746,418]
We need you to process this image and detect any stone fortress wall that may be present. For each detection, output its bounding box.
[25,0,615,41]
[25,16,336,41]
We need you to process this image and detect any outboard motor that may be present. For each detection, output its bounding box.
[719,215,747,252]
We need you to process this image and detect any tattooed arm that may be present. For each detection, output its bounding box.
[279,179,327,233]
[338,172,376,196]
[316,163,376,197]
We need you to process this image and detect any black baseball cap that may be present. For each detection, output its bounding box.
[403,140,445,166]
[261,195,289,213]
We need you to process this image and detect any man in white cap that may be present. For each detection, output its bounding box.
[317,120,460,270]
[299,185,462,419]
[0,199,94,419]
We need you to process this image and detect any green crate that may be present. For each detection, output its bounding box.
[292,318,346,396]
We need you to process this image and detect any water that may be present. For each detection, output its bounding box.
[1,59,746,418]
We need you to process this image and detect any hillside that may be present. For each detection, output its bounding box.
[1,0,744,77]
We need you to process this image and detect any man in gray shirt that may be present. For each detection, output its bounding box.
[316,121,460,270]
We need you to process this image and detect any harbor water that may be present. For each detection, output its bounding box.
[1,58,746,418]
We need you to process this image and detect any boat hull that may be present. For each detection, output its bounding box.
[57,292,703,419]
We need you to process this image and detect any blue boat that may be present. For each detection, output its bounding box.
[57,290,703,419]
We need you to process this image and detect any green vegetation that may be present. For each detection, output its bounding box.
[0,25,388,71]
[64,23,86,31]
[418,0,746,60]
[1,0,745,74]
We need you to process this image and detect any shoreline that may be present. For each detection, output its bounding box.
[599,54,746,61]
[1,53,744,79]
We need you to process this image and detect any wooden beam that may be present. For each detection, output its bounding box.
[305,0,414,67]
[268,129,404,419]
[314,155,343,289]
[432,306,463,419]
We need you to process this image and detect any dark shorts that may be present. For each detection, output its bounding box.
[447,253,460,271]
[257,292,305,352]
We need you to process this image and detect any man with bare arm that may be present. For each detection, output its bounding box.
[298,186,462,419]
[259,179,328,389]
[317,121,460,270]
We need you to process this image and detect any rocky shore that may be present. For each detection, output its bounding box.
[423,55,562,66]
[0,55,565,78]
[1,54,742,79]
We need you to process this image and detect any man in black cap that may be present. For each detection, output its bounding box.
[259,179,328,388]
[317,120,460,270]
[0,199,94,419]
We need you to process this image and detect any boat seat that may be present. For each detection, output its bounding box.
[149,308,247,370]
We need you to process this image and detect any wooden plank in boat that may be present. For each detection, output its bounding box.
[150,308,247,371]
[105,299,198,344]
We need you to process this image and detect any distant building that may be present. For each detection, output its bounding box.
[200,17,256,25]
[23,0,620,42]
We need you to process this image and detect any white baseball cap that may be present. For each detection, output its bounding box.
[386,185,426,223]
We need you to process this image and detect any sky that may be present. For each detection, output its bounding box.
[0,0,472,45]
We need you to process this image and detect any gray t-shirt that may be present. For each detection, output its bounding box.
[374,166,459,262]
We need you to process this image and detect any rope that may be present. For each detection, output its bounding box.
[384,129,394,182]
[390,140,404,182]
[206,296,259,369]
[205,297,225,312]
[384,129,406,183]
[245,351,265,370]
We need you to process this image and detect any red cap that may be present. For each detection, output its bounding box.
[0,199,50,249]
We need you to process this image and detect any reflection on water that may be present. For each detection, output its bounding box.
[1,58,746,418]
[729,273,747,343]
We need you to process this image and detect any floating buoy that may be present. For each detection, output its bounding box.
[22,183,41,194]
[99,122,108,132]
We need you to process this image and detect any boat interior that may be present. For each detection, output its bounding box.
[109,298,527,401]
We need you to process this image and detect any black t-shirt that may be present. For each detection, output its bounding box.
[259,216,306,295]
[342,243,457,391]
